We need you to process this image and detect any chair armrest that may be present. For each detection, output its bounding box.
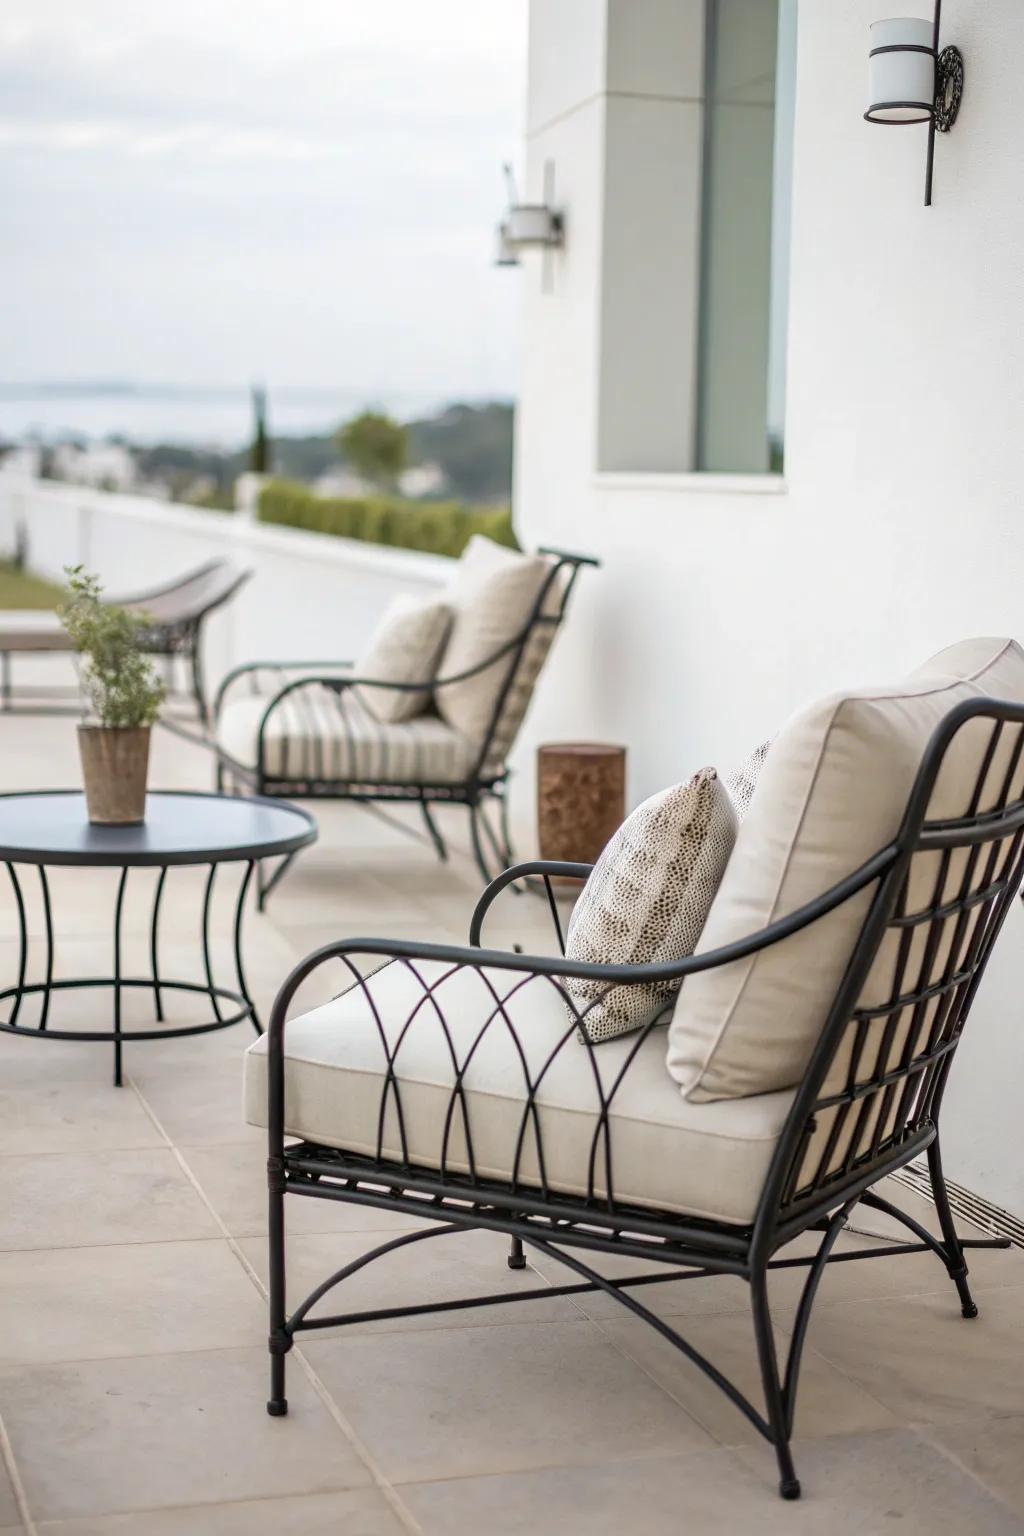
[213,660,353,720]
[266,842,897,1054]
[469,860,593,952]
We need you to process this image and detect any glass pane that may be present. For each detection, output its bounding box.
[697,0,797,473]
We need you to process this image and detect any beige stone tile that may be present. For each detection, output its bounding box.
[238,1226,580,1335]
[131,1054,259,1147]
[597,1310,896,1447]
[180,1141,423,1238]
[807,1284,1024,1425]
[920,1414,1024,1518]
[33,1488,407,1535]
[0,1148,221,1250]
[733,1427,1024,1531]
[304,1317,714,1483]
[402,1429,1024,1535]
[0,1455,19,1529]
[0,1239,264,1363]
[0,1347,369,1521]
[0,1061,162,1154]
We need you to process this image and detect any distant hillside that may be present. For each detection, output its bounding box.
[408,402,513,504]
[135,400,514,504]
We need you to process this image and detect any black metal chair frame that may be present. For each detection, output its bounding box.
[211,548,597,900]
[261,698,1024,1499]
[123,558,253,723]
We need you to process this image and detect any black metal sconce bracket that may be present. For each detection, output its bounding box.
[924,1,964,205]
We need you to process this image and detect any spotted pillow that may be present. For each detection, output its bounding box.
[563,770,738,1043]
[726,739,772,819]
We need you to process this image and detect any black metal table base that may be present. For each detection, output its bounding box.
[0,859,261,1085]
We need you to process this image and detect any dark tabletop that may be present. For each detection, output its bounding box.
[0,791,317,867]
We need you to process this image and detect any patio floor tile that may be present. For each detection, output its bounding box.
[0,1239,264,1363]
[0,1347,370,1521]
[0,1148,221,1251]
[28,1489,408,1534]
[919,1414,1024,1518]
[303,1317,715,1483]
[402,1429,1024,1534]
[805,1284,1024,1425]
[0,1061,163,1155]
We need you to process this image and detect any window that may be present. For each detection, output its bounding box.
[696,0,797,473]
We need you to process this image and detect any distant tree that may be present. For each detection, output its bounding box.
[250,385,272,475]
[335,410,409,492]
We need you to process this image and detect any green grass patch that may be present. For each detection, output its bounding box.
[258,481,518,558]
[0,562,62,610]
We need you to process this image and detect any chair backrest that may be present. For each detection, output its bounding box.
[762,697,1024,1239]
[475,547,597,782]
[123,559,252,628]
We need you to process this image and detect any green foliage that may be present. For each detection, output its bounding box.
[58,567,165,728]
[258,481,518,559]
[335,411,409,492]
[250,384,272,476]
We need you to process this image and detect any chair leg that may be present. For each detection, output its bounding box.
[267,1158,290,1416]
[928,1139,978,1318]
[468,804,494,886]
[189,631,208,726]
[749,1268,801,1500]
[420,800,449,863]
[507,1235,527,1270]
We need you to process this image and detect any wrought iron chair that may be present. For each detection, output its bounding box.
[212,548,597,897]
[119,558,252,723]
[247,696,1023,1500]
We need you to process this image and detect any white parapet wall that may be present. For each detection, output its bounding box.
[0,476,452,698]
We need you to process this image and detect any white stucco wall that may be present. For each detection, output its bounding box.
[513,0,1024,1214]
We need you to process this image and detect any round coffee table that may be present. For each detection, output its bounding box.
[0,791,317,1084]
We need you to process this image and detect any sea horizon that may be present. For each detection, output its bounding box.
[0,381,514,450]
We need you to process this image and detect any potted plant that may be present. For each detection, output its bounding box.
[58,566,165,825]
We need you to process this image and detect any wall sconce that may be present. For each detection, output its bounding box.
[865,1,964,205]
[494,164,564,276]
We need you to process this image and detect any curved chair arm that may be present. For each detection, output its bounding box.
[266,842,898,1061]
[470,860,594,951]
[213,660,354,721]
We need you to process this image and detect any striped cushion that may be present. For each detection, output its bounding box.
[217,680,476,785]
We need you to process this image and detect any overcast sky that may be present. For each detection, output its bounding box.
[1,1,527,402]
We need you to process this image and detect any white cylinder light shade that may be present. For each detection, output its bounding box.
[504,204,561,247]
[866,17,936,124]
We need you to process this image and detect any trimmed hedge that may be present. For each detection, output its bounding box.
[258,480,518,558]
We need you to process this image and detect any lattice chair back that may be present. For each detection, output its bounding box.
[770,699,1024,1233]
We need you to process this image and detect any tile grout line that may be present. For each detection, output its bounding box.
[126,1072,426,1536]
[911,1420,1024,1521]
[0,1409,37,1536]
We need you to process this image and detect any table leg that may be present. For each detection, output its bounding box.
[113,867,128,1086]
[234,858,261,1033]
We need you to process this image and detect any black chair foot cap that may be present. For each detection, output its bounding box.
[266,1398,289,1417]
[507,1254,527,1271]
[780,1479,801,1501]
[962,1302,979,1319]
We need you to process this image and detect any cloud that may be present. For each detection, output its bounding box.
[0,0,527,400]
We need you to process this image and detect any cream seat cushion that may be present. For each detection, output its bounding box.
[244,959,794,1226]
[667,637,1024,1103]
[217,683,475,784]
[435,537,553,744]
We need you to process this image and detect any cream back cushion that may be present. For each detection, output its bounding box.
[667,638,1024,1103]
[355,594,453,723]
[436,538,553,746]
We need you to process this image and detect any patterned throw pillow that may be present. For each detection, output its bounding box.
[563,770,738,1044]
[725,739,773,819]
[355,595,453,724]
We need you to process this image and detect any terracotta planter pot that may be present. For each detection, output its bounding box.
[77,725,151,825]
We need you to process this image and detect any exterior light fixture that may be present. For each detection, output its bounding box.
[493,163,564,271]
[865,1,964,205]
